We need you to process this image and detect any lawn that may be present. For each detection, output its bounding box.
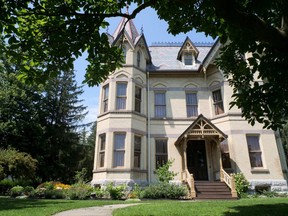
[1,197,288,216]
[114,198,288,216]
[0,197,125,216]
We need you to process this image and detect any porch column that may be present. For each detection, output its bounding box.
[217,138,223,181]
[183,135,188,178]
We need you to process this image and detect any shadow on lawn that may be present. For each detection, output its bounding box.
[0,197,73,211]
[224,203,288,216]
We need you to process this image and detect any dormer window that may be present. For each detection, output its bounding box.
[177,37,199,66]
[184,53,193,65]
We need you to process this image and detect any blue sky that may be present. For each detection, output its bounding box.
[74,6,214,125]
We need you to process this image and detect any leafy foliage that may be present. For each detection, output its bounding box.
[65,183,93,200]
[142,183,187,199]
[1,1,287,128]
[155,159,177,183]
[105,183,127,200]
[0,148,37,181]
[0,50,89,183]
[9,185,24,197]
[232,173,250,198]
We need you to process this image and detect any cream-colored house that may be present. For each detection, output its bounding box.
[92,17,288,197]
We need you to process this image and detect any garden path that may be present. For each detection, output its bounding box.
[53,203,140,216]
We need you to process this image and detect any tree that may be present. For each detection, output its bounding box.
[77,121,97,182]
[0,49,88,182]
[37,69,88,182]
[1,1,288,129]
[0,148,37,181]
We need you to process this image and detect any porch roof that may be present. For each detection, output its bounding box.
[175,114,228,145]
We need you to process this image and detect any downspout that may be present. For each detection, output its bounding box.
[147,71,151,184]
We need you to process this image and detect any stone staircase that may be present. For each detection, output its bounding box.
[194,181,237,200]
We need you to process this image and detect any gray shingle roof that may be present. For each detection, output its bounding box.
[147,42,213,72]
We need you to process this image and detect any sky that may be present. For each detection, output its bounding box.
[74,6,214,125]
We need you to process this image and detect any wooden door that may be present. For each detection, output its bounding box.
[186,140,208,180]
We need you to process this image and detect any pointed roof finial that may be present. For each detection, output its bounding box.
[126,3,129,14]
[141,25,144,34]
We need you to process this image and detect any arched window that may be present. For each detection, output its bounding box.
[137,51,141,67]
[122,47,127,63]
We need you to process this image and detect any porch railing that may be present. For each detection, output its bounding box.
[185,169,196,198]
[220,168,238,198]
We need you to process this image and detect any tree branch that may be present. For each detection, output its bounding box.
[213,0,288,52]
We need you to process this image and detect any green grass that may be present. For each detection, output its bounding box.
[114,198,288,216]
[1,197,288,216]
[0,197,125,216]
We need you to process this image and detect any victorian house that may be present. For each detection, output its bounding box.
[92,17,288,199]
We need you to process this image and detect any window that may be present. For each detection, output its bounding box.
[103,85,109,112]
[113,133,126,167]
[184,53,193,65]
[134,136,141,168]
[137,51,141,67]
[220,140,231,169]
[246,135,263,168]
[212,89,224,115]
[99,134,106,167]
[122,47,126,63]
[186,93,198,117]
[135,86,142,113]
[155,92,166,117]
[116,82,127,110]
[155,139,168,168]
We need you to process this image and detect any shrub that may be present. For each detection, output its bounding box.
[233,173,250,197]
[23,186,34,196]
[65,183,93,200]
[92,187,106,199]
[156,159,177,183]
[142,183,187,199]
[10,185,24,197]
[43,189,65,199]
[128,183,142,199]
[0,179,16,195]
[106,183,127,200]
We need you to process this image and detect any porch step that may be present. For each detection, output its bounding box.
[194,181,237,200]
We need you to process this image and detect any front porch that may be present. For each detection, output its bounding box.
[175,115,237,199]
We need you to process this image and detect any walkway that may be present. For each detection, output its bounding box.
[53,203,140,216]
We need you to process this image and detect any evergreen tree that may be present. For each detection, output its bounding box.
[0,53,88,182]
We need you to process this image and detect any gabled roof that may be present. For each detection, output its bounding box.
[175,114,227,145]
[134,34,152,63]
[201,38,221,69]
[177,37,199,60]
[112,17,139,45]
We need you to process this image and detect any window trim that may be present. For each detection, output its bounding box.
[103,84,109,113]
[183,52,193,65]
[99,133,106,168]
[135,86,142,113]
[137,50,141,67]
[113,133,126,167]
[246,134,263,168]
[185,92,198,117]
[154,91,166,118]
[212,89,224,115]
[134,135,142,168]
[116,82,127,110]
[155,138,168,169]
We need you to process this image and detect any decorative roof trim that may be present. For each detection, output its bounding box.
[175,114,228,145]
[177,37,200,60]
[201,38,221,69]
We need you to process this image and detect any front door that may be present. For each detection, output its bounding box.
[186,140,208,180]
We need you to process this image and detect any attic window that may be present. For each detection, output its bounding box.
[184,53,193,65]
